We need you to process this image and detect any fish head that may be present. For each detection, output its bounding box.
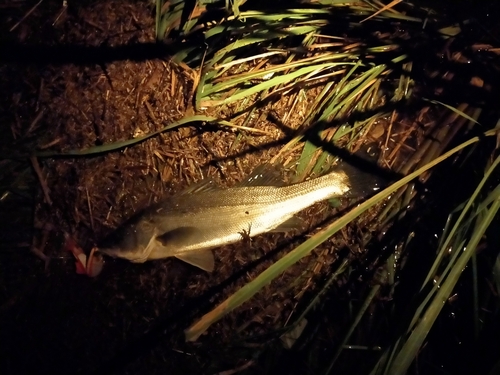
[97,218,157,263]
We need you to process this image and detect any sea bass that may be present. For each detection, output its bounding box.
[98,165,374,272]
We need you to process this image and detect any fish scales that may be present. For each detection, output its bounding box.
[98,167,354,271]
[154,172,349,248]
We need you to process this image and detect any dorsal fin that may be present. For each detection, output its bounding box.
[237,164,285,187]
[179,178,219,195]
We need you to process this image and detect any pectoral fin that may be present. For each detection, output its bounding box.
[154,227,215,271]
[175,251,215,272]
[156,227,202,248]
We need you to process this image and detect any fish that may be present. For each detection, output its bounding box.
[97,164,379,272]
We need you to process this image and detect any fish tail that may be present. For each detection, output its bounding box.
[336,162,388,198]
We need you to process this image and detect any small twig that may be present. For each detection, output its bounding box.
[52,0,67,26]
[170,68,176,99]
[83,18,105,32]
[215,360,255,375]
[10,0,43,32]
[30,156,52,205]
[30,222,51,270]
[26,109,45,135]
[383,110,397,158]
[35,78,43,112]
[283,301,299,327]
[30,246,49,262]
[86,186,95,233]
[37,137,62,149]
[144,100,158,123]
[387,121,417,165]
[283,92,299,124]
[221,122,273,136]
[360,0,402,23]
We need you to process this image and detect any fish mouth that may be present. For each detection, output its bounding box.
[97,246,135,260]
[96,247,120,258]
[97,245,151,263]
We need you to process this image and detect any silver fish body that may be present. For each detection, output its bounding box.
[98,167,356,271]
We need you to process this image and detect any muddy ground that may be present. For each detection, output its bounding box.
[0,2,380,374]
[1,1,500,375]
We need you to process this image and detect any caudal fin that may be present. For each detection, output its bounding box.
[337,162,390,198]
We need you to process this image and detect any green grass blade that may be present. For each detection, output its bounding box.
[203,62,347,106]
[423,98,480,125]
[34,115,234,157]
[184,129,500,342]
[422,155,500,287]
[325,283,382,374]
[203,54,355,97]
[388,187,500,375]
